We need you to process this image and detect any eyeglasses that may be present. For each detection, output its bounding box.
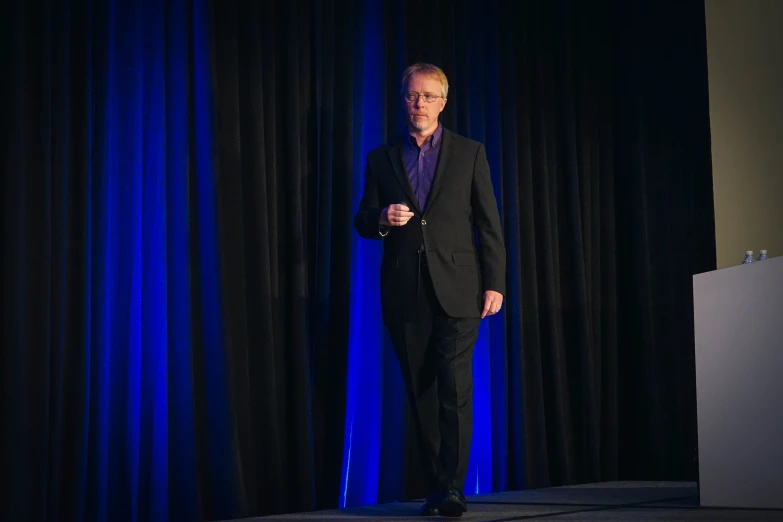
[404,92,443,103]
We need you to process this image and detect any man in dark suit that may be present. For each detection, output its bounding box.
[354,63,506,517]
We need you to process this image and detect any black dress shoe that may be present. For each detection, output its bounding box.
[438,489,467,518]
[420,495,440,516]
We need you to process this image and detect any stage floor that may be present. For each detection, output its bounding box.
[221,481,783,521]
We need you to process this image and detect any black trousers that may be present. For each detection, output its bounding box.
[387,252,480,495]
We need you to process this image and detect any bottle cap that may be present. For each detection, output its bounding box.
[746,251,753,255]
[760,250,767,254]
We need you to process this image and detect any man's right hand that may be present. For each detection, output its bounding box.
[380,204,415,227]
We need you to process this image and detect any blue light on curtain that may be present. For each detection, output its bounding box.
[469,327,494,495]
[464,43,494,495]
[485,27,512,495]
[480,0,510,495]
[192,0,238,516]
[76,0,220,519]
[342,0,386,508]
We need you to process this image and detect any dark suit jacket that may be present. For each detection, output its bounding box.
[354,128,506,324]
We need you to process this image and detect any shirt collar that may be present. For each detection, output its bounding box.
[405,123,443,148]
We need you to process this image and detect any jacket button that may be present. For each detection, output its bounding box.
[421,219,427,225]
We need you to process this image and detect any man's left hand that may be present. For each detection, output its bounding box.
[481,290,504,319]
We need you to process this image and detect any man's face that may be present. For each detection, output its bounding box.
[404,73,447,133]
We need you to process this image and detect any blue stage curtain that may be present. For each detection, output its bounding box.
[2,0,234,520]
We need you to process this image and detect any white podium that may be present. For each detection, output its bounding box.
[693,255,783,509]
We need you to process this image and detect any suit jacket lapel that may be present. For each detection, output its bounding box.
[422,127,453,212]
[386,141,422,214]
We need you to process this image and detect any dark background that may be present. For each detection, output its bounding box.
[2,0,716,520]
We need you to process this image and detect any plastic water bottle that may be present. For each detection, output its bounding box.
[742,251,754,264]
[757,250,768,261]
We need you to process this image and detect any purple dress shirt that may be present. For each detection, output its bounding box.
[403,124,443,210]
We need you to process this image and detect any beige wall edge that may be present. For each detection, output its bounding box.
[704,0,783,269]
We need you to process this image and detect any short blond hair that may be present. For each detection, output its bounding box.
[400,63,449,99]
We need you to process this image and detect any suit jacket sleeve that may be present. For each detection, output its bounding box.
[471,143,506,296]
[353,157,385,240]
